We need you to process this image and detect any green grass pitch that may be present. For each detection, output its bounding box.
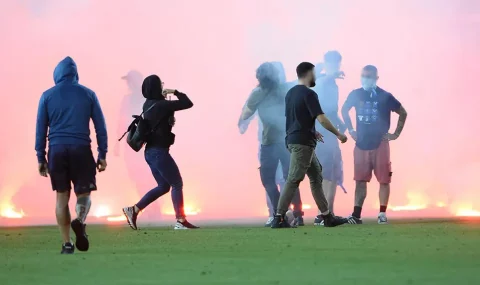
[1,219,479,285]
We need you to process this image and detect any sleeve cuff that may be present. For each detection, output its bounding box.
[37,156,47,164]
[98,152,106,160]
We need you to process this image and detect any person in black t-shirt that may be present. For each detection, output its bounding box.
[341,65,407,225]
[271,62,348,228]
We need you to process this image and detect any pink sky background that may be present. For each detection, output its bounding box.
[0,0,479,225]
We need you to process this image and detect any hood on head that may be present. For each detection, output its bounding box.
[53,57,79,84]
[142,75,164,99]
[122,70,143,92]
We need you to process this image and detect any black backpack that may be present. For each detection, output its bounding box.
[118,103,161,152]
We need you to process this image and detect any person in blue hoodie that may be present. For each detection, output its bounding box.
[35,57,108,254]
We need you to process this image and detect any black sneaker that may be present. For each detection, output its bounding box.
[322,213,348,227]
[61,242,75,254]
[271,214,293,229]
[314,215,324,226]
[122,206,138,230]
[174,220,199,230]
[71,219,89,252]
[347,215,363,224]
[296,216,305,226]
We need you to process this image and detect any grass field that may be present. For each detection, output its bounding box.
[1,219,480,285]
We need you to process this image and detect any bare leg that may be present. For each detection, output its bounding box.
[75,192,92,223]
[355,181,367,207]
[379,183,390,209]
[56,191,71,243]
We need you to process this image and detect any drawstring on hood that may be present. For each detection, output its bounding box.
[142,75,164,100]
[53,56,79,85]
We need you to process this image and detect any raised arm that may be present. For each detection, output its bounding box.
[91,92,108,160]
[35,94,49,163]
[164,90,194,112]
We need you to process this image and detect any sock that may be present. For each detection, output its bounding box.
[353,206,362,218]
[380,205,387,213]
[76,196,91,223]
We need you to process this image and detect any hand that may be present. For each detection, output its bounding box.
[38,162,48,177]
[238,121,249,134]
[383,133,399,141]
[315,131,324,143]
[162,89,176,96]
[337,133,347,143]
[335,71,345,79]
[348,129,357,141]
[97,159,107,172]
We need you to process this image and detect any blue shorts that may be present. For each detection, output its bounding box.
[47,144,97,194]
[315,135,343,183]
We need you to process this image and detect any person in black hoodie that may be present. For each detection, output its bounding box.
[122,75,198,230]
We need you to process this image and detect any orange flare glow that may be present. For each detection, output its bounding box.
[0,205,25,219]
[106,215,127,222]
[391,205,427,211]
[94,205,112,218]
[164,205,200,216]
[455,208,480,217]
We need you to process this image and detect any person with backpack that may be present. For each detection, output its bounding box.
[122,74,199,230]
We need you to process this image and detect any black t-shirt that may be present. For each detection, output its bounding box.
[344,87,401,150]
[285,85,324,147]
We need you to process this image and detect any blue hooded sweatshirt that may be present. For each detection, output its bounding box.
[35,57,108,163]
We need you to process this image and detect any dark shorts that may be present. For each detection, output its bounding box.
[48,144,97,194]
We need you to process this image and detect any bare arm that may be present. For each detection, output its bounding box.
[316,114,341,137]
[341,101,354,132]
[392,105,408,137]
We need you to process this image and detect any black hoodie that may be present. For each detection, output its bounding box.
[141,75,193,148]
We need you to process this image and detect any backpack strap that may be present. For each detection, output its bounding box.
[117,103,157,141]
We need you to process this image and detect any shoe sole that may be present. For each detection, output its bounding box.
[71,220,89,252]
[122,208,137,230]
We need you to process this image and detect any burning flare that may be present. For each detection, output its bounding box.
[0,204,25,219]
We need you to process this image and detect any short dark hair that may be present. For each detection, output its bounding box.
[296,62,315,78]
[363,65,378,75]
[324,50,342,63]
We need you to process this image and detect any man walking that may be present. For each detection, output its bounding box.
[35,56,108,254]
[272,62,348,228]
[341,65,408,224]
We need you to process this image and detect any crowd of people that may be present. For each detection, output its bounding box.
[34,51,407,254]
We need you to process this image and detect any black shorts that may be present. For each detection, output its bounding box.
[47,144,97,194]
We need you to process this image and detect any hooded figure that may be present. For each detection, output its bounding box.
[35,56,108,254]
[122,75,199,230]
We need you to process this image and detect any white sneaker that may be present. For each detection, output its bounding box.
[378,212,388,224]
[285,210,297,227]
[264,217,274,227]
[174,220,200,230]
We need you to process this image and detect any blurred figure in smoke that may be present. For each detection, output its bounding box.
[35,56,108,254]
[115,70,157,216]
[342,65,408,225]
[312,51,347,226]
[240,62,304,227]
[272,62,348,229]
[122,75,199,230]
